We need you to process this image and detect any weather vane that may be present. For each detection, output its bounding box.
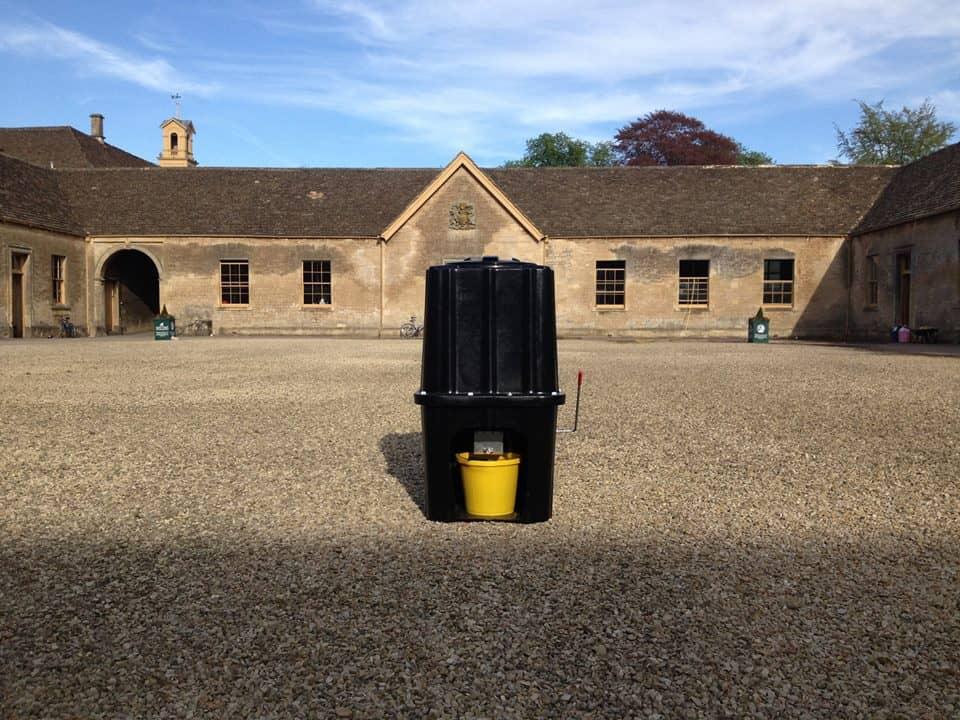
[171,93,182,119]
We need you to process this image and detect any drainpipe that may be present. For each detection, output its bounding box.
[85,236,93,337]
[844,235,851,341]
[378,237,385,338]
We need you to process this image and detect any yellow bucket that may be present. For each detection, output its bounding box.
[455,452,521,518]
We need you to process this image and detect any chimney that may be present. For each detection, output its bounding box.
[89,114,105,143]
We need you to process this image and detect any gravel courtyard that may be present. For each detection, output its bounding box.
[1,337,958,719]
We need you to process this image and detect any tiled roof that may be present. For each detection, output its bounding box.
[56,167,438,236]
[487,165,896,237]
[0,153,80,235]
[53,163,896,239]
[0,126,153,169]
[852,142,960,235]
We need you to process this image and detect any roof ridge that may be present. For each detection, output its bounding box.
[53,165,442,173]
[488,164,899,170]
[894,139,960,172]
[68,128,154,166]
[64,127,89,166]
[0,151,84,235]
[0,125,74,132]
[852,141,960,235]
[0,126,153,168]
[0,150,54,172]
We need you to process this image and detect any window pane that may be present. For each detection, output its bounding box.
[763,283,792,304]
[764,259,794,281]
[595,260,625,306]
[867,256,879,305]
[679,259,709,278]
[220,261,250,305]
[678,260,709,304]
[51,255,65,304]
[303,260,332,304]
[762,259,794,305]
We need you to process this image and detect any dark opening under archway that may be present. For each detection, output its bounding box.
[102,249,160,334]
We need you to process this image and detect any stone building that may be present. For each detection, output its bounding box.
[1,114,957,341]
[848,142,960,341]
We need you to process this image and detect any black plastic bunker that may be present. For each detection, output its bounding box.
[414,256,565,523]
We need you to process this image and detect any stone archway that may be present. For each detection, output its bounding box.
[100,249,161,334]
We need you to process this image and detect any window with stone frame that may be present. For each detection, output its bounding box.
[303,260,331,305]
[866,255,879,307]
[220,260,249,305]
[51,255,66,304]
[678,259,709,305]
[763,259,794,305]
[595,260,625,306]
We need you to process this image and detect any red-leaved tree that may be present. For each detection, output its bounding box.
[614,110,739,166]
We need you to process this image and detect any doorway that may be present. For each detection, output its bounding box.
[10,252,28,338]
[100,249,160,334]
[103,279,119,334]
[895,251,911,326]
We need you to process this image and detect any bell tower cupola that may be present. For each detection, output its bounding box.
[158,116,197,167]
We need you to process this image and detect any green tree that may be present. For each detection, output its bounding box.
[736,144,774,166]
[504,132,617,167]
[835,99,956,165]
[587,141,617,167]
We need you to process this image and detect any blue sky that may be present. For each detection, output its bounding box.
[1,1,958,168]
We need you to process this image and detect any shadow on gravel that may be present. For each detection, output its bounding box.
[2,534,957,719]
[812,341,960,359]
[379,432,427,518]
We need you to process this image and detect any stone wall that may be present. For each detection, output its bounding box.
[384,167,850,338]
[547,236,848,338]
[81,167,852,339]
[7,164,896,342]
[850,210,960,343]
[90,237,381,336]
[383,167,542,330]
[0,223,88,338]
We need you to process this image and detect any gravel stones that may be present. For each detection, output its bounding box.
[1,337,958,718]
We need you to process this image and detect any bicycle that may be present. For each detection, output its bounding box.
[182,318,213,336]
[400,315,424,338]
[58,316,78,338]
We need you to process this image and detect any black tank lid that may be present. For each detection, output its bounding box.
[415,256,564,406]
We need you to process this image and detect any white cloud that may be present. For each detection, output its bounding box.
[291,0,960,151]
[2,2,958,163]
[133,33,179,55]
[321,0,397,42]
[0,22,217,95]
[302,0,960,87]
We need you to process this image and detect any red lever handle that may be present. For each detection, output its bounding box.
[577,370,584,386]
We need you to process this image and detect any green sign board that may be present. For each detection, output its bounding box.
[154,317,175,341]
[748,310,769,343]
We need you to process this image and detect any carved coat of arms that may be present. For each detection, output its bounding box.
[449,202,476,230]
